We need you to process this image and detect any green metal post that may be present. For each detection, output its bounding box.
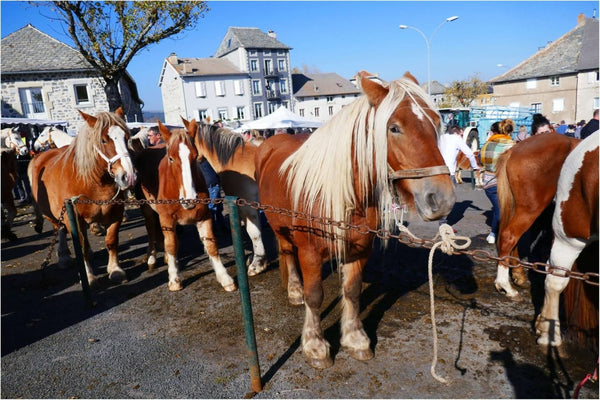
[225,196,262,393]
[470,170,475,190]
[64,198,93,308]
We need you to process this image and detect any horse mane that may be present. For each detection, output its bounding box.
[280,77,438,253]
[54,111,128,185]
[196,122,245,165]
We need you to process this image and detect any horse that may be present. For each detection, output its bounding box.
[33,126,74,151]
[1,150,18,240]
[535,131,598,347]
[455,150,483,186]
[494,132,581,298]
[1,127,28,156]
[182,118,268,277]
[254,71,455,368]
[134,122,236,292]
[28,108,136,285]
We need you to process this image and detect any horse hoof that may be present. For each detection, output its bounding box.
[288,294,304,306]
[512,276,530,289]
[345,347,374,361]
[247,262,267,277]
[306,356,334,369]
[168,280,183,292]
[108,269,127,283]
[222,283,237,292]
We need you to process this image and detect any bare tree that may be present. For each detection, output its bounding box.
[41,1,209,111]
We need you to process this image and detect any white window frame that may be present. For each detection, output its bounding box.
[254,102,264,118]
[531,103,542,113]
[248,50,257,56]
[252,80,262,95]
[299,108,305,117]
[329,105,334,116]
[552,98,564,112]
[263,50,271,56]
[264,59,273,74]
[550,76,560,87]
[277,59,286,71]
[268,102,277,114]
[195,81,207,97]
[198,109,208,122]
[217,107,228,120]
[250,59,258,72]
[526,79,537,89]
[74,84,91,105]
[214,81,226,97]
[280,79,288,94]
[236,106,246,120]
[314,107,320,117]
[593,97,599,109]
[234,80,244,96]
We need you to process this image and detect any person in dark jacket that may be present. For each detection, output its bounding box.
[580,109,599,139]
[198,160,228,231]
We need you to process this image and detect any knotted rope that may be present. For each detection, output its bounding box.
[393,204,472,384]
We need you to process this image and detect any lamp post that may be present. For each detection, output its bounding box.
[399,16,459,96]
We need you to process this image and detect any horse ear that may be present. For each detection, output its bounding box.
[187,119,198,139]
[78,110,97,127]
[358,71,388,106]
[157,121,171,142]
[402,71,419,85]
[115,107,125,119]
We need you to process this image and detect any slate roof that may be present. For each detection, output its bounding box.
[292,72,361,97]
[491,17,599,83]
[421,80,446,95]
[1,24,93,74]
[166,56,245,77]
[214,27,291,58]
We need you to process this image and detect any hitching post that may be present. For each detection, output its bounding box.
[64,198,93,308]
[225,196,262,393]
[470,170,475,190]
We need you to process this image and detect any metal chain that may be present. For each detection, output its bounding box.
[66,196,599,287]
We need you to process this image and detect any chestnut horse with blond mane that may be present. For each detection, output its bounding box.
[134,122,236,292]
[255,71,455,368]
[181,118,267,277]
[28,108,136,286]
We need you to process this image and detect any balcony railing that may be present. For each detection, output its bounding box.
[265,89,280,99]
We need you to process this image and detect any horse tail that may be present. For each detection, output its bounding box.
[496,149,514,242]
[562,241,599,349]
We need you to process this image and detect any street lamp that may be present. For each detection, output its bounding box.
[399,16,459,96]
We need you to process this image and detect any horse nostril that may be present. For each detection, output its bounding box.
[426,192,439,212]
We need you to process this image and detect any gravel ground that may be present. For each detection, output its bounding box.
[1,180,598,399]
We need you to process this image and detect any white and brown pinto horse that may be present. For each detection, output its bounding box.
[455,150,483,187]
[1,127,28,156]
[182,118,268,277]
[134,122,236,292]
[33,126,74,151]
[255,71,455,368]
[536,131,598,347]
[28,108,136,285]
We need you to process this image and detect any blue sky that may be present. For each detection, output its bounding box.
[1,1,597,111]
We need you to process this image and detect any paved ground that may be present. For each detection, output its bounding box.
[1,178,598,398]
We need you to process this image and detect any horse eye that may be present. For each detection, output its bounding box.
[389,125,401,134]
[168,157,174,163]
[101,139,107,144]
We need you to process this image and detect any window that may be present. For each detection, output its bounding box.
[268,102,277,114]
[249,50,257,56]
[250,59,258,72]
[593,97,599,109]
[278,59,286,71]
[277,50,285,56]
[74,84,90,104]
[589,71,599,83]
[314,107,320,117]
[314,97,319,101]
[19,87,45,117]
[327,96,334,102]
[531,103,542,113]
[329,106,334,116]
[526,79,537,89]
[254,102,263,118]
[195,81,207,97]
[252,80,262,95]
[509,102,520,108]
[236,106,245,120]
[227,38,232,48]
[198,109,208,121]
[218,108,228,120]
[280,79,288,94]
[264,59,273,74]
[263,50,271,56]
[550,76,560,86]
[552,98,564,112]
[234,80,244,95]
[214,81,226,96]
[299,109,305,117]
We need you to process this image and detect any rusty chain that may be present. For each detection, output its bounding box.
[54,195,598,287]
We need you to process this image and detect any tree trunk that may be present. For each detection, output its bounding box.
[103,77,124,113]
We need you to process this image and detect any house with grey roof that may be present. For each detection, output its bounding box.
[292,72,361,122]
[214,27,294,118]
[421,81,447,106]
[1,24,143,128]
[490,14,599,123]
[158,54,251,125]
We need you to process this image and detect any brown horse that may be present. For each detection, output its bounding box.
[181,118,268,277]
[28,108,136,285]
[455,150,483,186]
[134,122,236,292]
[255,71,455,368]
[536,131,598,347]
[1,150,18,240]
[495,132,581,298]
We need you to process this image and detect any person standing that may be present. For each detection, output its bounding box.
[555,120,568,134]
[515,125,528,142]
[198,160,228,232]
[479,119,516,244]
[580,109,599,139]
[147,126,164,146]
[530,113,553,135]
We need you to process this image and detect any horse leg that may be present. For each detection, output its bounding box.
[31,200,44,234]
[104,220,127,283]
[535,238,583,346]
[159,219,184,291]
[244,210,268,277]
[340,258,372,361]
[140,204,159,271]
[299,252,332,369]
[70,224,100,287]
[197,218,236,292]
[455,170,463,184]
[495,217,532,299]
[57,225,72,269]
[277,237,303,305]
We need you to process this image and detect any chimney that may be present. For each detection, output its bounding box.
[168,52,178,65]
[182,62,189,74]
[577,13,586,25]
[267,30,277,39]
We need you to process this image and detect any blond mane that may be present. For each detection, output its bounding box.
[279,77,438,255]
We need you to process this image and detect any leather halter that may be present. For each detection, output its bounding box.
[388,165,450,180]
[94,145,131,178]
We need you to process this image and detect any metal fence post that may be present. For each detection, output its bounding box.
[225,196,262,393]
[64,198,94,308]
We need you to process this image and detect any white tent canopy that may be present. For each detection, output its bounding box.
[1,117,69,127]
[238,106,322,131]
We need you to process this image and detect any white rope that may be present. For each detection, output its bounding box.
[396,219,472,384]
